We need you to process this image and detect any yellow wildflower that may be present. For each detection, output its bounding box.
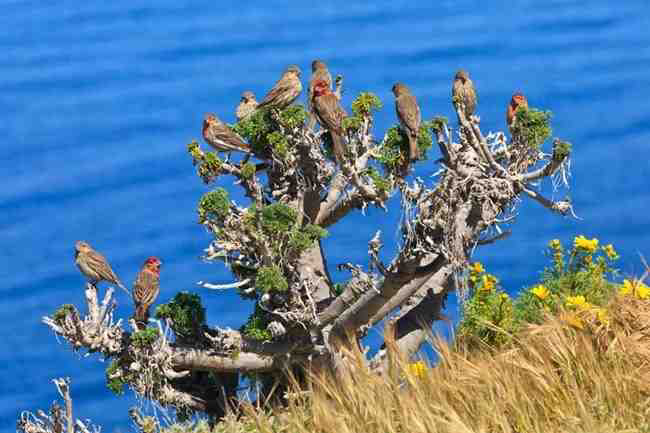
[620,279,650,299]
[573,235,599,254]
[500,293,509,301]
[619,279,634,296]
[548,239,562,250]
[602,244,619,261]
[470,262,485,275]
[407,361,427,378]
[531,284,550,300]
[564,313,584,330]
[480,274,496,291]
[565,295,589,310]
[592,308,609,325]
[637,282,650,300]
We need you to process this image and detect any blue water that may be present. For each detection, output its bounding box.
[2,1,649,431]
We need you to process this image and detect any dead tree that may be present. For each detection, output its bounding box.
[43,74,572,418]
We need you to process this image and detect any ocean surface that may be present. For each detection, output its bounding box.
[2,1,649,431]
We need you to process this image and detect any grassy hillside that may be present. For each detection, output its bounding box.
[158,237,650,433]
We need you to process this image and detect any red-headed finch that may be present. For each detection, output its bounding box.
[312,79,347,165]
[202,113,251,153]
[308,60,332,128]
[257,65,302,110]
[452,69,477,118]
[132,257,162,326]
[392,82,421,162]
[74,241,128,294]
[506,92,529,134]
[236,91,258,122]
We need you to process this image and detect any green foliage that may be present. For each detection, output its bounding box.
[267,131,289,159]
[105,360,125,395]
[241,305,272,341]
[52,304,75,322]
[187,140,223,184]
[231,105,306,156]
[279,105,307,129]
[288,224,328,253]
[260,202,297,233]
[351,92,382,117]
[513,107,553,150]
[378,125,407,170]
[256,265,288,293]
[231,109,274,154]
[131,328,160,348]
[431,116,448,133]
[377,120,435,171]
[457,266,516,349]
[364,167,391,195]
[416,120,435,157]
[198,188,230,224]
[553,139,572,161]
[342,92,382,133]
[240,162,256,180]
[155,292,206,341]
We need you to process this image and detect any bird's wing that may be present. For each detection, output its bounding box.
[259,76,294,107]
[465,81,477,113]
[214,124,250,150]
[397,94,421,135]
[133,270,160,305]
[86,250,120,283]
[316,94,346,134]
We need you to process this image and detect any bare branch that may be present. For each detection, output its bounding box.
[520,184,574,216]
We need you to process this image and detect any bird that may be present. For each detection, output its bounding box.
[74,241,129,294]
[132,257,162,327]
[308,60,332,128]
[257,65,302,110]
[235,91,258,122]
[202,113,251,154]
[392,82,421,162]
[506,92,529,134]
[451,69,477,119]
[312,79,347,165]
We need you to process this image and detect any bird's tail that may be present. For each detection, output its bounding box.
[408,134,419,161]
[134,304,149,329]
[331,132,345,166]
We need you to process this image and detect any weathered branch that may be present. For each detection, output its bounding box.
[520,184,574,216]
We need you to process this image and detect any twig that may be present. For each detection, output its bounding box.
[198,278,251,290]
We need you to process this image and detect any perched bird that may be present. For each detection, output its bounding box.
[308,60,332,128]
[451,69,477,118]
[74,241,128,293]
[132,257,162,326]
[202,113,250,154]
[235,91,258,122]
[506,92,529,134]
[312,79,347,165]
[392,82,421,162]
[257,65,302,110]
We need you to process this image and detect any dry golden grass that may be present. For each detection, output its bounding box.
[165,294,650,433]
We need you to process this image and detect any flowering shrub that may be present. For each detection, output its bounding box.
[458,236,626,349]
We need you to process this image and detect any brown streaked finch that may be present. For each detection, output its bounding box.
[308,60,332,128]
[257,65,302,110]
[74,240,129,294]
[202,113,251,155]
[506,92,529,134]
[312,79,347,165]
[132,257,162,327]
[452,69,477,118]
[235,91,258,122]
[392,82,421,162]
